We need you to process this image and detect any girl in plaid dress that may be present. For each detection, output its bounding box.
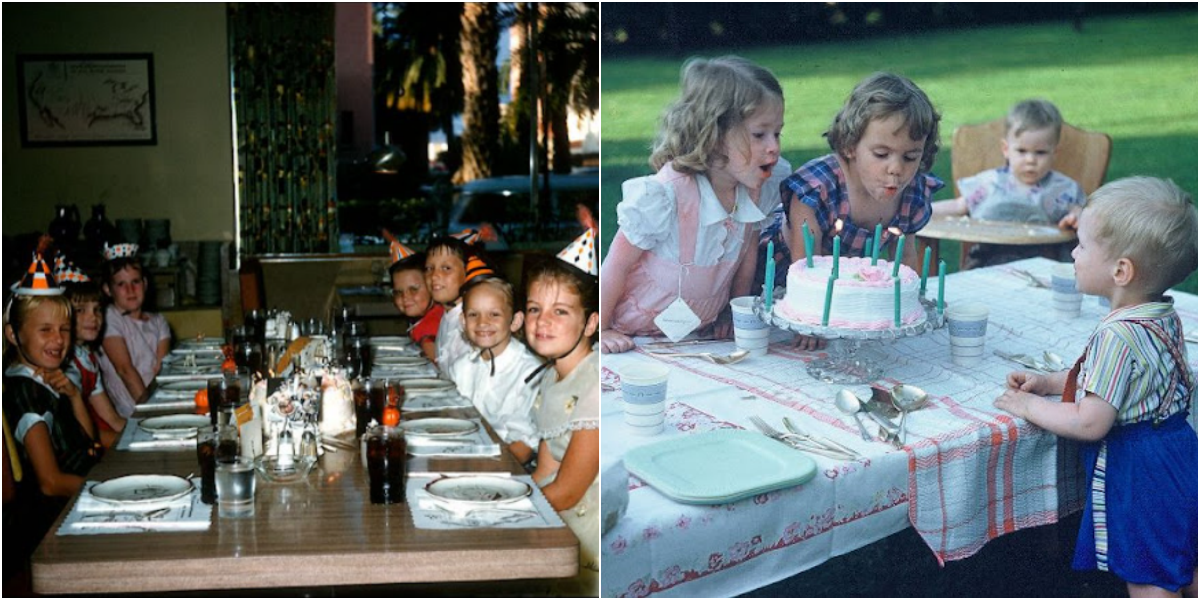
[995,177,1197,596]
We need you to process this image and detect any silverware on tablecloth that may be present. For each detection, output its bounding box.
[782,417,862,458]
[834,390,877,442]
[1009,268,1050,289]
[993,350,1051,372]
[748,416,857,461]
[642,338,718,348]
[889,384,929,445]
[648,349,750,365]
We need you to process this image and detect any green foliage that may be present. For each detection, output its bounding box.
[600,12,1198,292]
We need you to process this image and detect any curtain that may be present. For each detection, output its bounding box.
[229,3,338,254]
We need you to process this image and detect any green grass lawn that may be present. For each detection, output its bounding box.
[600,11,1198,293]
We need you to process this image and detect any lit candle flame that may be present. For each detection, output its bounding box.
[834,219,844,234]
[888,226,902,236]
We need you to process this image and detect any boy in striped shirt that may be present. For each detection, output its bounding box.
[994,177,1197,597]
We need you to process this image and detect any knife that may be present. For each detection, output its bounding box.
[863,403,900,436]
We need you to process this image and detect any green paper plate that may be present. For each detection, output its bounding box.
[623,429,817,505]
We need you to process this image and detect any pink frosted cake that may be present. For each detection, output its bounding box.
[775,256,925,330]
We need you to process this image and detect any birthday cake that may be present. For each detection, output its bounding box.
[775,256,926,330]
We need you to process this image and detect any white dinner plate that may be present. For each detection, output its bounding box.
[425,476,532,506]
[400,418,479,438]
[373,356,428,367]
[157,380,209,398]
[178,337,225,348]
[139,414,210,438]
[90,474,194,505]
[396,378,455,392]
[368,336,411,346]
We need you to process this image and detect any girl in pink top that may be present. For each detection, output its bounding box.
[600,56,791,354]
[97,249,171,418]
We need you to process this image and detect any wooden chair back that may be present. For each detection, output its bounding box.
[950,118,1112,195]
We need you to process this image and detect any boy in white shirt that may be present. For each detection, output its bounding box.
[446,276,541,464]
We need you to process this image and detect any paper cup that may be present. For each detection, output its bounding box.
[620,364,669,405]
[733,323,771,358]
[729,296,769,331]
[946,301,989,364]
[1050,263,1082,317]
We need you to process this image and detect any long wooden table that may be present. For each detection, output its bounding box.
[32,407,579,594]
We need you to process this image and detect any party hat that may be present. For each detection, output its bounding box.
[13,253,63,296]
[464,253,495,282]
[556,229,597,276]
[52,254,90,285]
[381,229,416,265]
[450,228,480,246]
[103,242,139,260]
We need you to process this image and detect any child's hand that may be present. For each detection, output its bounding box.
[993,388,1040,420]
[1006,370,1046,395]
[790,334,826,351]
[600,330,636,354]
[1057,207,1081,230]
[38,368,81,401]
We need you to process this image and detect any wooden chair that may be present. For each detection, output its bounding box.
[922,119,1112,270]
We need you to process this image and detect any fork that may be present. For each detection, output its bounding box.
[748,416,856,460]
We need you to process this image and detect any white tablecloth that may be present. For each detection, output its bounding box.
[599,258,1198,598]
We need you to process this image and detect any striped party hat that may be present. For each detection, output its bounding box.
[52,254,90,285]
[450,229,480,246]
[380,229,417,266]
[103,242,139,260]
[464,253,495,282]
[556,229,597,276]
[13,253,63,296]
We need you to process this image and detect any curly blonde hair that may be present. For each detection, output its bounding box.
[650,56,784,174]
[1085,177,1197,294]
[825,72,940,172]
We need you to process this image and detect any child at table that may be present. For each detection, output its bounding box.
[446,276,541,465]
[3,255,102,574]
[779,72,942,273]
[931,98,1086,269]
[384,232,442,362]
[96,244,171,418]
[600,55,791,354]
[994,177,1197,597]
[426,232,492,368]
[57,261,125,448]
[527,231,600,595]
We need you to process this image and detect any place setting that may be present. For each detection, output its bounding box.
[399,417,500,458]
[117,414,210,452]
[58,474,212,535]
[407,474,564,530]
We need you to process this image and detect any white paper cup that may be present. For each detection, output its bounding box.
[734,324,771,357]
[620,364,669,406]
[620,364,668,436]
[729,296,769,331]
[1051,264,1082,317]
[946,301,989,363]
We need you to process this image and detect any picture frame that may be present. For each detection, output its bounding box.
[16,53,157,147]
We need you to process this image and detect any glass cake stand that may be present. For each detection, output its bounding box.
[752,292,946,384]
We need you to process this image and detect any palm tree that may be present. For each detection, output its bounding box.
[456,2,500,184]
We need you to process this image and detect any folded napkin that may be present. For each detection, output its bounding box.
[116,418,199,452]
[407,475,564,530]
[404,420,499,457]
[402,392,474,412]
[58,479,211,535]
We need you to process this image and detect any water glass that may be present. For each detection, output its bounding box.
[216,457,256,518]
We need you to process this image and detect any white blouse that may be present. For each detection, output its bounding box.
[434,302,472,370]
[615,159,791,265]
[446,339,543,449]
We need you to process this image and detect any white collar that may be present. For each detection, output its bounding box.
[696,173,765,226]
[4,363,59,398]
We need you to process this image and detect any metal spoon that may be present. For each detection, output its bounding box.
[1042,351,1066,371]
[889,384,929,445]
[835,390,874,442]
[649,349,751,365]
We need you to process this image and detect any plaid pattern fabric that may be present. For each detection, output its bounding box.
[767,154,943,257]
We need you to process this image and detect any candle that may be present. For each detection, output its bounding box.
[871,222,883,265]
[764,240,776,313]
[862,241,871,258]
[892,234,906,277]
[831,235,841,279]
[802,221,814,268]
[822,276,835,327]
[894,276,901,328]
[920,246,931,295]
[937,259,946,314]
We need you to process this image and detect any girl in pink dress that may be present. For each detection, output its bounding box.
[600,55,791,354]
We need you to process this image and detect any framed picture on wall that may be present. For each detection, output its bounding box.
[16,53,157,147]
